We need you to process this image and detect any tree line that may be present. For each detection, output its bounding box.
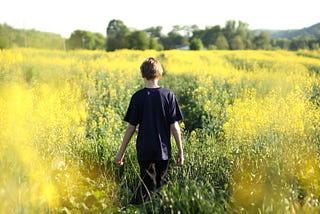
[1,20,319,51]
[104,19,320,51]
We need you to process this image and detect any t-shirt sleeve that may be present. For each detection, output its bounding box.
[124,95,139,126]
[169,94,183,124]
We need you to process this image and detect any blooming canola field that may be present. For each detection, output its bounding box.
[0,48,320,213]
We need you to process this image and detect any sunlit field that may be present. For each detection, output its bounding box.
[0,48,320,213]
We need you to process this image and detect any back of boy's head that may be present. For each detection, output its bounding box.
[140,57,163,80]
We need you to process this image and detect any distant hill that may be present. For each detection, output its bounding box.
[0,23,65,49]
[261,23,320,39]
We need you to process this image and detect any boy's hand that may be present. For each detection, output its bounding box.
[114,158,123,165]
[176,153,184,166]
[114,153,124,165]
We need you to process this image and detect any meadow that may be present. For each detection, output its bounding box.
[0,48,320,213]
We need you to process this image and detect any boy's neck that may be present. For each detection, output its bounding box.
[145,79,160,88]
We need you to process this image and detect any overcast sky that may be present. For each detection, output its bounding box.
[1,0,319,37]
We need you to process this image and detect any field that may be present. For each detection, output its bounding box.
[0,48,320,213]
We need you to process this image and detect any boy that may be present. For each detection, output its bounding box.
[114,57,184,200]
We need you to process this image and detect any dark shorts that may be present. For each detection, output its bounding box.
[138,160,169,196]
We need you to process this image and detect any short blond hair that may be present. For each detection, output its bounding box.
[140,57,163,80]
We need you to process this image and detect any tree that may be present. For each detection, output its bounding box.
[66,30,105,50]
[202,25,221,48]
[0,24,12,49]
[223,20,237,41]
[160,25,189,49]
[149,38,163,50]
[289,37,309,50]
[234,21,249,49]
[215,34,229,50]
[128,30,149,50]
[272,38,290,50]
[230,35,244,50]
[309,39,320,50]
[245,31,256,49]
[189,38,203,50]
[106,19,129,51]
[144,26,164,50]
[181,25,197,38]
[253,32,270,49]
[68,30,90,49]
[144,26,163,39]
[235,21,249,38]
[92,33,106,50]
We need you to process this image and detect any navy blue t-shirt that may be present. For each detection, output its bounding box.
[124,87,183,161]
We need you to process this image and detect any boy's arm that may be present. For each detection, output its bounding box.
[170,121,184,166]
[114,123,136,165]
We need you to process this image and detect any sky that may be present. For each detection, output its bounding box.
[1,0,319,38]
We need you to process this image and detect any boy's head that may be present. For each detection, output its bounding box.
[140,57,163,80]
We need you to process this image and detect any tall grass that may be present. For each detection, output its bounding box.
[0,48,319,213]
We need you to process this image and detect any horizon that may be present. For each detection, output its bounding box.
[1,21,319,39]
[1,0,319,38]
